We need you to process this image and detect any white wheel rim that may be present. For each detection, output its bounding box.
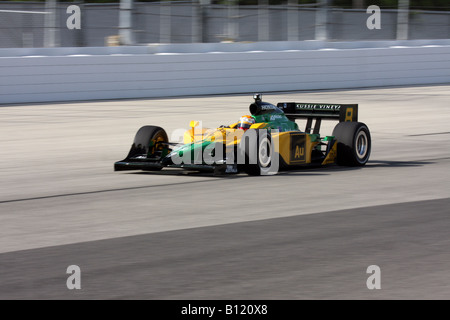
[356,130,368,160]
[259,137,271,167]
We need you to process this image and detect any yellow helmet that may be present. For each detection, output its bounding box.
[237,115,256,131]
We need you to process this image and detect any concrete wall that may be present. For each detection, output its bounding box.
[1,40,450,104]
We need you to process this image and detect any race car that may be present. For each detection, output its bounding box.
[114,94,371,175]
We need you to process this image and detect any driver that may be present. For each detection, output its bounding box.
[237,115,256,131]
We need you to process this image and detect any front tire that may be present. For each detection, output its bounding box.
[332,122,371,166]
[126,125,168,171]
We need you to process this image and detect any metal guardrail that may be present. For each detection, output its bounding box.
[0,1,449,48]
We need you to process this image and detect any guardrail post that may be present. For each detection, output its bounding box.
[287,0,299,41]
[315,0,329,41]
[44,0,58,47]
[258,0,269,42]
[160,0,171,43]
[119,0,135,45]
[397,0,410,40]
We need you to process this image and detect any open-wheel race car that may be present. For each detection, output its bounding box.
[114,94,371,175]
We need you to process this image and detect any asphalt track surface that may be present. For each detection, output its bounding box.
[0,85,449,299]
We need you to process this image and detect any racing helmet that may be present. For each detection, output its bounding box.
[237,115,256,131]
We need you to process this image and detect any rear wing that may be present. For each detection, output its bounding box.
[276,102,358,134]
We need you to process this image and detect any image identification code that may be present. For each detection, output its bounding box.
[181,304,268,317]
[226,304,268,315]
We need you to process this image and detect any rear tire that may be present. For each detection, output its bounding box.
[332,122,371,166]
[240,129,278,176]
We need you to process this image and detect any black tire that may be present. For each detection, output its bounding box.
[240,129,278,176]
[332,122,371,166]
[126,125,168,170]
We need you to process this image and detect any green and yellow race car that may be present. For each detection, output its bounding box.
[114,94,371,175]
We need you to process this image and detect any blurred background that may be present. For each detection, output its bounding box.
[0,0,449,48]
